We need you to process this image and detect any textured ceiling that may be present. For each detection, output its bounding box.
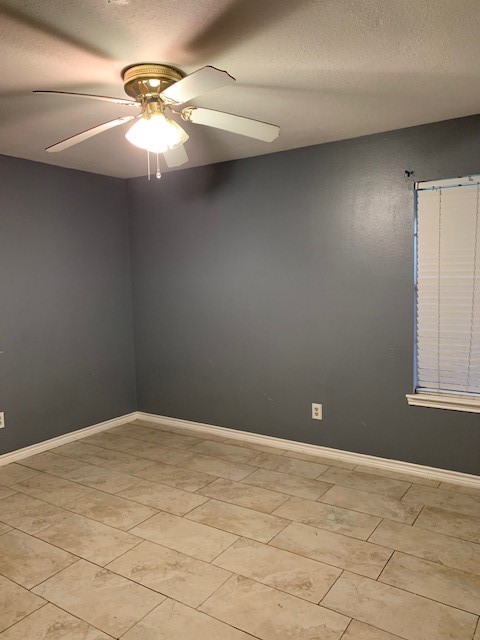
[1,0,480,178]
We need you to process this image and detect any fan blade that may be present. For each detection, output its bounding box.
[34,90,138,107]
[46,115,136,152]
[180,0,310,61]
[182,107,279,142]
[163,145,189,168]
[160,66,235,105]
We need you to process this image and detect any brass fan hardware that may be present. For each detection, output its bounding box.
[34,63,280,176]
[121,63,184,102]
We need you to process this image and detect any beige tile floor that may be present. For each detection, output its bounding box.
[0,419,479,639]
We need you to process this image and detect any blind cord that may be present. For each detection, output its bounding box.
[465,183,480,392]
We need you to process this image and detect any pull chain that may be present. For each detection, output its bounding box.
[146,151,162,181]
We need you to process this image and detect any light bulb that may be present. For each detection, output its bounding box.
[125,112,188,154]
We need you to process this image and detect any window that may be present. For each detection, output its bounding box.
[407,175,480,413]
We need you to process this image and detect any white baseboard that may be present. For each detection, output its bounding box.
[136,411,480,490]
[2,409,479,490]
[0,412,137,467]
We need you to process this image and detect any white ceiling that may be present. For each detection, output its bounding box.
[1,0,480,178]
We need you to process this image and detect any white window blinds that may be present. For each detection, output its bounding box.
[415,176,480,397]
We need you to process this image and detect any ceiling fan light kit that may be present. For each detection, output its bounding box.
[125,102,189,154]
[34,63,280,179]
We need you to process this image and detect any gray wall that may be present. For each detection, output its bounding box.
[0,155,136,454]
[128,115,480,475]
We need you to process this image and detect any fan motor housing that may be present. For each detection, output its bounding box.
[122,64,184,101]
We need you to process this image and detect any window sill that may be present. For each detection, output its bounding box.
[406,393,480,414]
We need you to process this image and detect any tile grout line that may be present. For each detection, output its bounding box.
[319,541,480,620]
[375,548,396,583]
[45,425,480,498]
[317,479,413,500]
[9,463,444,540]
[10,443,480,548]
[102,546,238,618]
[135,418,480,488]
[411,519,480,543]
[375,560,480,618]
[21,512,147,574]
[474,617,480,640]
[3,427,480,638]
[264,512,293,544]
[53,420,480,491]
[377,541,480,580]
[28,558,85,593]
[317,567,346,606]
[61,427,347,485]
[39,538,480,637]
[366,515,390,543]
[194,574,243,617]
[241,476,332,501]
[338,619,351,640]
[11,465,151,503]
[122,496,480,617]
[14,453,479,595]
[206,531,243,564]
[379,511,480,544]
[376,567,480,619]
[209,541,344,607]
[23,513,437,616]
[0,481,170,535]
[2,501,478,632]
[122,508,163,533]
[28,498,149,538]
[194,581,291,640]
[339,617,406,640]
[409,503,426,527]
[398,482,414,499]
[132,424,480,495]
[264,537,395,581]
[352,463,442,488]
[201,512,398,584]
[44,488,161,527]
[185,494,292,523]
[16,451,219,503]
[145,574,269,640]
[193,485,292,516]
[33,568,154,639]
[111,592,167,638]
[128,510,480,618]
[269,501,383,541]
[318,491,423,526]
[2,525,479,630]
[0,602,51,638]
[0,550,79,594]
[314,465,332,480]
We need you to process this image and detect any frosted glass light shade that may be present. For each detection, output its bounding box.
[125,113,188,153]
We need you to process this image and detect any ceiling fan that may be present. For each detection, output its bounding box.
[34,63,280,175]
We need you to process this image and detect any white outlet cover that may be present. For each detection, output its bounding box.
[0,412,4,429]
[312,403,322,420]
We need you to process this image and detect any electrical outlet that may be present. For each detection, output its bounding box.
[312,403,322,420]
[0,412,4,429]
